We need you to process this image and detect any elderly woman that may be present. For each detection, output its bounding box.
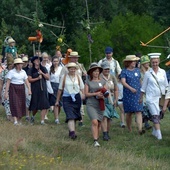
[0,57,13,121]
[121,55,144,134]
[28,56,50,125]
[100,61,119,141]
[85,63,107,147]
[4,58,31,125]
[56,62,84,139]
[141,53,168,140]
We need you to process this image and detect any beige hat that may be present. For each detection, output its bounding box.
[68,51,80,57]
[123,55,140,62]
[66,62,78,69]
[87,62,103,75]
[8,38,15,44]
[14,58,24,64]
[22,56,28,62]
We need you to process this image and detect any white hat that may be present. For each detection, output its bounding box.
[66,62,78,69]
[22,56,28,62]
[8,38,15,44]
[68,51,80,57]
[148,53,161,59]
[14,58,24,64]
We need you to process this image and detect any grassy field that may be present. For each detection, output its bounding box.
[0,105,170,170]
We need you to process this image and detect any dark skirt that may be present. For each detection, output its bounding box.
[49,82,62,106]
[63,93,82,123]
[9,83,26,118]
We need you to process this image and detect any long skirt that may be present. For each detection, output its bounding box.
[62,93,82,123]
[9,83,26,118]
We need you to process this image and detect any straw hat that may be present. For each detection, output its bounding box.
[66,62,78,69]
[22,56,28,62]
[14,58,24,64]
[68,51,80,57]
[123,55,140,62]
[87,62,103,75]
[140,55,150,65]
[8,38,15,44]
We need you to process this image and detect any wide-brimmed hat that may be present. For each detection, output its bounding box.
[68,51,80,57]
[31,56,42,63]
[8,38,15,44]
[14,58,24,64]
[22,56,28,62]
[101,60,110,69]
[140,55,150,65]
[87,62,103,75]
[123,55,140,62]
[148,53,161,59]
[66,62,78,69]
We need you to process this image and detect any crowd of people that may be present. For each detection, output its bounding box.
[1,37,170,147]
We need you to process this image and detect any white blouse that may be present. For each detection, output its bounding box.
[59,74,84,94]
[50,66,62,83]
[7,68,28,84]
[141,67,168,103]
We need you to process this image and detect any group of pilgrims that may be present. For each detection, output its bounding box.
[1,37,170,147]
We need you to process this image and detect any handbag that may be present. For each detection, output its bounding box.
[151,72,170,107]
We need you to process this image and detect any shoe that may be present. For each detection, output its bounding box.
[139,129,145,135]
[69,131,77,140]
[25,117,30,122]
[14,122,19,126]
[145,122,152,130]
[120,122,126,128]
[44,115,48,120]
[79,122,85,127]
[30,116,34,124]
[103,132,109,141]
[156,130,162,140]
[41,121,46,125]
[94,141,100,147]
[55,119,60,124]
[152,129,157,137]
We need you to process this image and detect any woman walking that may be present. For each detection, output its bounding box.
[141,53,168,140]
[56,62,84,139]
[49,56,62,124]
[100,61,119,141]
[85,63,107,147]
[121,55,144,134]
[4,58,31,125]
[28,56,50,125]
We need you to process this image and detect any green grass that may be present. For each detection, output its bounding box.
[0,105,170,170]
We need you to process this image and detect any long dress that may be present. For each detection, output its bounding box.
[28,65,50,110]
[121,68,143,113]
[86,78,106,121]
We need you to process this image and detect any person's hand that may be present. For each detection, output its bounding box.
[113,100,118,107]
[39,75,42,79]
[55,101,59,106]
[38,69,43,75]
[28,89,32,95]
[139,97,143,104]
[81,93,85,100]
[96,91,104,99]
[130,87,137,93]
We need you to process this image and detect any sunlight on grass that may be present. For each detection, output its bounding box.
[0,105,170,170]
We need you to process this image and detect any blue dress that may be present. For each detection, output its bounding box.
[121,68,143,113]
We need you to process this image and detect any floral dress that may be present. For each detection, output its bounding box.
[0,69,11,116]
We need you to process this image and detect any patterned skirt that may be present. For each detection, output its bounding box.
[9,83,26,118]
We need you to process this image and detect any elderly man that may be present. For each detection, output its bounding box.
[98,47,121,77]
[60,51,87,126]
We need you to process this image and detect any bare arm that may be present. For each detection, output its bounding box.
[38,69,49,80]
[25,79,32,95]
[121,78,136,93]
[28,75,41,83]
[85,84,103,98]
[55,89,63,106]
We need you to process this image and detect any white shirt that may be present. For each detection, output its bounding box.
[141,67,168,103]
[98,57,122,76]
[59,74,84,94]
[50,66,62,83]
[117,82,123,100]
[7,68,28,84]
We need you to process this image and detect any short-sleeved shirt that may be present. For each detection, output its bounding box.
[50,66,62,83]
[5,46,17,58]
[7,68,27,84]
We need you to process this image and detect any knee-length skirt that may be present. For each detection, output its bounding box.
[62,93,82,123]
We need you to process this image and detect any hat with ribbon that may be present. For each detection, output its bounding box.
[87,62,103,75]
